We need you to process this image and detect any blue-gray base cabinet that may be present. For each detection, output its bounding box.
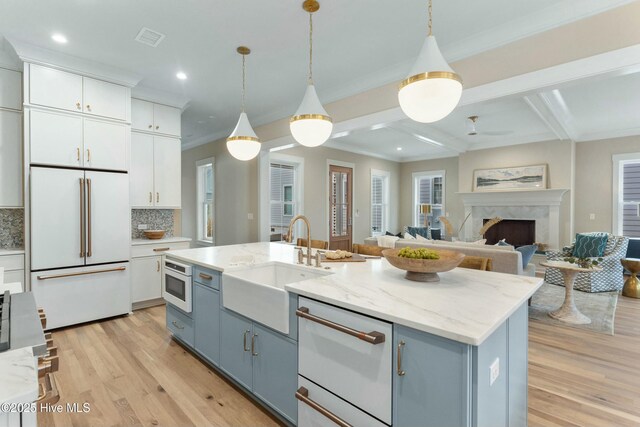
[393,303,528,427]
[165,264,297,426]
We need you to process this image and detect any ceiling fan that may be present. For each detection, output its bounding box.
[466,115,513,136]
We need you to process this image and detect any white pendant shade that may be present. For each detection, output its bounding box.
[290,84,333,147]
[227,112,261,161]
[398,35,462,123]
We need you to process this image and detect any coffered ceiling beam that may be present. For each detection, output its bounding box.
[386,123,468,154]
[523,93,573,141]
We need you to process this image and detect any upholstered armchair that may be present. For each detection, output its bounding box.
[545,234,629,292]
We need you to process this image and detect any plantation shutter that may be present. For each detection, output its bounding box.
[623,162,640,237]
[371,175,383,234]
[270,163,295,240]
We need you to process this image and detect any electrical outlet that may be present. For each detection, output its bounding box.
[137,224,148,230]
[247,213,254,220]
[490,358,500,386]
[589,213,596,220]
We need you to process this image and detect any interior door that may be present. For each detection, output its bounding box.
[130,132,155,207]
[153,136,182,208]
[329,165,352,250]
[83,119,128,172]
[84,171,130,265]
[30,167,85,270]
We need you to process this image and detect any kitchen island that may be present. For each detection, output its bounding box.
[165,242,542,427]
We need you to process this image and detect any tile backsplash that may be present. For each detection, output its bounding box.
[0,209,24,249]
[131,209,175,239]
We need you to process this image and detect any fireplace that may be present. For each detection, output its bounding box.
[483,219,535,247]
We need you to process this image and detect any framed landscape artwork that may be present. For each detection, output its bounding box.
[472,164,548,192]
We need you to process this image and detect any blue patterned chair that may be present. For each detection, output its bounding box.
[544,234,629,292]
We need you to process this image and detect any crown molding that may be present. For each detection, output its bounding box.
[132,85,190,110]
[5,37,142,87]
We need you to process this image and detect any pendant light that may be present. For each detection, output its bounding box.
[398,0,462,123]
[227,46,261,161]
[290,0,333,147]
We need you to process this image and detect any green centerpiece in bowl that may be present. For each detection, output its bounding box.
[382,247,465,283]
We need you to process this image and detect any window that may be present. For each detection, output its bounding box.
[412,171,445,228]
[270,163,296,241]
[614,153,640,237]
[371,170,390,236]
[196,158,214,244]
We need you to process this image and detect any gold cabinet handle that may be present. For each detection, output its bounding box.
[295,387,352,427]
[199,272,213,280]
[243,330,250,352]
[157,260,160,272]
[148,124,153,129]
[156,125,160,130]
[171,320,184,330]
[37,266,126,280]
[86,149,91,162]
[76,102,81,110]
[86,104,91,112]
[251,333,259,356]
[153,247,170,252]
[149,192,152,203]
[86,178,92,257]
[156,192,159,203]
[296,307,386,344]
[77,147,80,162]
[79,178,85,258]
[397,340,406,376]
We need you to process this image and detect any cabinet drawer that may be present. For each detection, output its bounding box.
[131,241,190,258]
[167,303,194,347]
[0,254,24,271]
[194,266,219,290]
[298,297,392,424]
[297,376,387,427]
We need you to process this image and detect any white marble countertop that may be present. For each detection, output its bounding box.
[0,347,38,404]
[0,249,25,256]
[131,236,192,246]
[166,242,543,345]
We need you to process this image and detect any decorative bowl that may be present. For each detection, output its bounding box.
[382,248,465,282]
[143,230,165,240]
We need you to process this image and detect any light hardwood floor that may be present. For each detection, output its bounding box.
[38,298,640,427]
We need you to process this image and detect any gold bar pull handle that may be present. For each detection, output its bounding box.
[149,192,153,203]
[79,178,85,258]
[76,147,80,162]
[157,260,160,272]
[295,387,353,427]
[153,247,170,252]
[397,340,406,376]
[156,192,159,203]
[86,178,92,257]
[37,266,126,281]
[296,307,386,344]
[199,272,213,281]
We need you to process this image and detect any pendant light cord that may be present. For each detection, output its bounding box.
[308,12,314,84]
[241,53,246,112]
[428,0,433,36]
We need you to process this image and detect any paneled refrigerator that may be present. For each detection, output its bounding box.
[30,166,130,329]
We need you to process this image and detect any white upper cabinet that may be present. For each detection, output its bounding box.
[0,110,23,207]
[131,98,154,132]
[30,109,128,171]
[83,119,128,171]
[83,77,128,121]
[130,132,154,207]
[153,103,181,137]
[153,136,181,208]
[30,109,83,168]
[28,64,129,121]
[131,98,181,137]
[0,68,22,110]
[29,64,83,113]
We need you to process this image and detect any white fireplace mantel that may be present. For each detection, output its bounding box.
[458,189,569,207]
[458,189,569,249]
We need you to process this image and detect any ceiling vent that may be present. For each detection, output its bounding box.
[135,27,166,47]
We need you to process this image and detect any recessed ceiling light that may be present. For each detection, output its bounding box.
[197,120,204,124]
[176,72,187,80]
[397,147,403,151]
[51,33,68,44]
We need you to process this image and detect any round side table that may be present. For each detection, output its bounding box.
[621,258,640,299]
[540,261,602,325]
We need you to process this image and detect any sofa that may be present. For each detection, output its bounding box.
[545,234,629,292]
[365,237,536,276]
